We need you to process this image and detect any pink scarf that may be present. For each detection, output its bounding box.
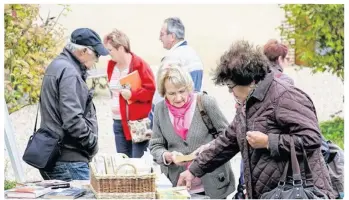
[165,93,194,140]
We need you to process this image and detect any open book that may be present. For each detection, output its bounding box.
[172,154,196,163]
[119,70,142,104]
[157,186,191,199]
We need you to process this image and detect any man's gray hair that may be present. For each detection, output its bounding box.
[65,41,93,54]
[164,17,185,40]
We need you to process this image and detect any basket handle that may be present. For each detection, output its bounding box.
[115,163,138,175]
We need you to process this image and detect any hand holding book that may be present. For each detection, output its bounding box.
[171,151,195,166]
[119,70,142,104]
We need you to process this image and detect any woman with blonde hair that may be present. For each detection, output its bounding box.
[104,29,155,158]
[149,64,235,199]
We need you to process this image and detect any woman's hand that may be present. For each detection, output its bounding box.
[163,151,174,164]
[177,170,195,190]
[171,151,190,166]
[120,89,132,100]
[246,131,269,149]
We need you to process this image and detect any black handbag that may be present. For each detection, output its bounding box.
[260,136,328,199]
[22,102,63,170]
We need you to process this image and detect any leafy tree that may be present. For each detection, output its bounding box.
[4,4,70,113]
[279,4,344,81]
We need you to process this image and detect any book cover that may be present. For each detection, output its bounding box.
[119,70,142,104]
[157,186,191,199]
[35,180,69,188]
[94,155,106,175]
[6,186,51,198]
[104,156,114,175]
[44,187,86,199]
[173,154,196,163]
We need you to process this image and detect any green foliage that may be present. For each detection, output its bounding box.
[280,4,344,81]
[4,159,16,190]
[320,117,344,149]
[4,4,71,113]
[4,180,17,190]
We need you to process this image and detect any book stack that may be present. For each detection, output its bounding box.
[5,186,52,199]
[43,187,86,199]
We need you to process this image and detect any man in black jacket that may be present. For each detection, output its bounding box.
[39,28,109,181]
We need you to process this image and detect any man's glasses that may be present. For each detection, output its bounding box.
[86,46,100,59]
[160,31,169,37]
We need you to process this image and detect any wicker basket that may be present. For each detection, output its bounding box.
[90,163,156,199]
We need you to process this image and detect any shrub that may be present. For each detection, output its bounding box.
[279,4,344,81]
[4,4,70,113]
[4,180,17,190]
[320,117,344,149]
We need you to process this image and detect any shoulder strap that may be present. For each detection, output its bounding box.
[33,66,68,133]
[297,136,315,186]
[33,99,40,133]
[197,92,218,138]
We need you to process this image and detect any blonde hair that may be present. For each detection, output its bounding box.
[104,29,131,53]
[157,64,194,97]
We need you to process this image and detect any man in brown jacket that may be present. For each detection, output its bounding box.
[177,40,335,199]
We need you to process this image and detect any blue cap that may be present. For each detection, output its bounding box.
[70,28,109,56]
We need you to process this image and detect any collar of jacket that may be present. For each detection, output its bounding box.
[161,40,187,62]
[270,63,284,73]
[249,72,274,102]
[62,47,88,81]
[170,40,187,50]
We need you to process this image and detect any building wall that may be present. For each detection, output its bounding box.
[39,4,286,70]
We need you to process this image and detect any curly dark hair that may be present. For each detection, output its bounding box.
[213,40,270,86]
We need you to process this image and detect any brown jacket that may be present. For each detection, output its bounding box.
[189,72,335,199]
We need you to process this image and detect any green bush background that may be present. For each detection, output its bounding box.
[320,117,344,149]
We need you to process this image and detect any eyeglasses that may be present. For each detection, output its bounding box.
[86,46,100,62]
[227,84,237,90]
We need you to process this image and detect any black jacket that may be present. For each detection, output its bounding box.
[39,48,98,163]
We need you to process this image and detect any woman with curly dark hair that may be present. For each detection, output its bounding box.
[177,40,335,199]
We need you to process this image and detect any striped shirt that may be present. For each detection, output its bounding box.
[109,65,129,120]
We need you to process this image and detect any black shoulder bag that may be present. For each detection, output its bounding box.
[22,102,63,170]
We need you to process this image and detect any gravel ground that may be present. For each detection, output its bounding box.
[5,67,343,186]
